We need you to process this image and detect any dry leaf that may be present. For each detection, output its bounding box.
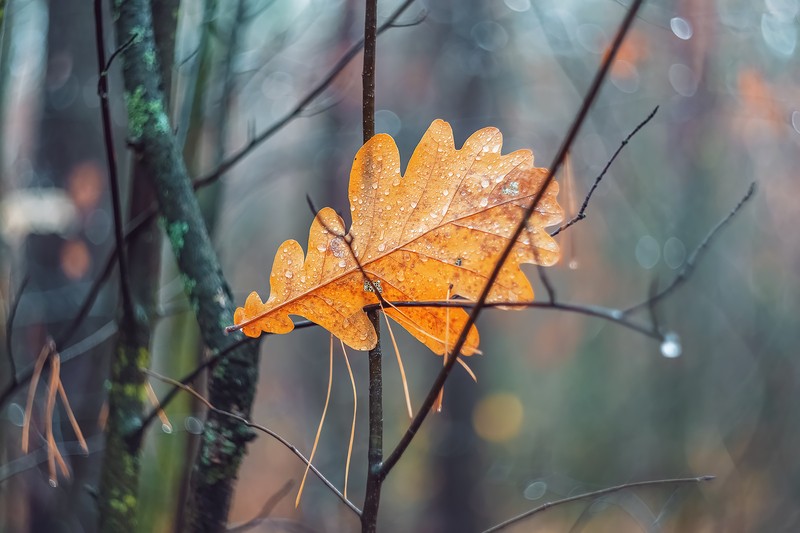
[233,119,563,355]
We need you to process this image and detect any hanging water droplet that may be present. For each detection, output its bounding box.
[161,423,173,434]
[660,332,682,358]
[49,478,58,488]
[568,259,579,270]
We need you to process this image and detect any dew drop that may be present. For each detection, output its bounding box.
[377,243,386,252]
[338,259,347,268]
[660,332,682,358]
[317,243,327,252]
[410,201,418,209]
[397,270,405,281]
[285,270,293,279]
[442,189,449,196]
[480,179,490,188]
[371,182,379,189]
[479,197,489,208]
[392,178,400,186]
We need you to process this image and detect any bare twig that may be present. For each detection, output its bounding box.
[380,0,646,480]
[551,105,659,237]
[482,475,715,533]
[624,182,756,315]
[193,0,416,189]
[365,300,660,339]
[94,0,134,323]
[137,336,255,433]
[143,369,362,516]
[227,480,294,533]
[361,1,383,530]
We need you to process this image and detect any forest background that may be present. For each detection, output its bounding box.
[0,0,798,531]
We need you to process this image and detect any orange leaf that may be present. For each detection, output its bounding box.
[233,120,563,355]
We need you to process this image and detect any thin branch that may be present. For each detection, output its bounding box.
[143,369,362,517]
[536,265,556,303]
[380,0,646,480]
[482,475,715,533]
[387,9,427,28]
[624,182,756,315]
[227,480,294,533]
[99,34,136,84]
[193,0,416,189]
[551,105,659,237]
[364,300,660,339]
[0,435,105,484]
[94,0,134,323]
[137,336,255,433]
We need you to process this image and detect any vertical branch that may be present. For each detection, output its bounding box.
[361,311,383,532]
[94,0,134,324]
[361,1,382,532]
[94,0,150,529]
[362,0,377,143]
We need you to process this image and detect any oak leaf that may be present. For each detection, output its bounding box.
[232,120,563,355]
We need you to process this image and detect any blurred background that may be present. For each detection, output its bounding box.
[1,0,799,531]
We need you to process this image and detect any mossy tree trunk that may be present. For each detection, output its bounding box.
[110,2,262,532]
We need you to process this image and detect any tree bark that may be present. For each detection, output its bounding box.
[112,2,262,531]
